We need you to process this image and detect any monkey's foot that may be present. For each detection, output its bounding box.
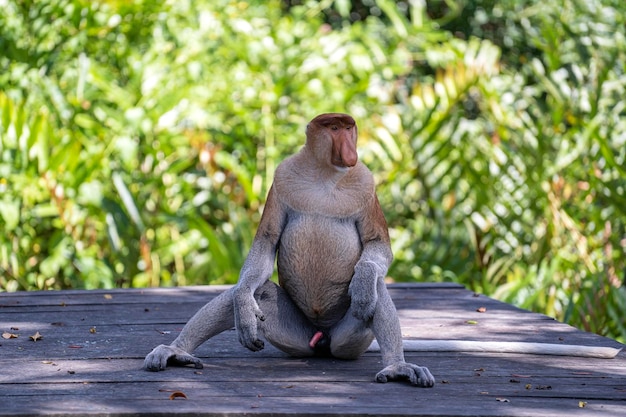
[144,344,204,372]
[375,362,435,387]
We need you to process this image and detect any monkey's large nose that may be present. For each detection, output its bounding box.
[339,140,358,167]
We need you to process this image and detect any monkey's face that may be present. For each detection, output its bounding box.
[306,113,358,171]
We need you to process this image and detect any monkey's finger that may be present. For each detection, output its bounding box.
[254,307,266,322]
[246,338,265,351]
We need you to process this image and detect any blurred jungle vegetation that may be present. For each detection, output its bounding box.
[1,0,624,342]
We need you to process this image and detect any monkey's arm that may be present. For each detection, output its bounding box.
[233,186,285,351]
[349,194,393,321]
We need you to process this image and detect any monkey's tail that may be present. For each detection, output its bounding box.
[367,340,622,359]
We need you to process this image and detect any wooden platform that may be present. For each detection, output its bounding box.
[0,283,624,416]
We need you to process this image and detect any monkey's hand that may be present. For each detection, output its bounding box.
[233,289,266,352]
[143,344,203,371]
[348,262,379,322]
[375,362,435,388]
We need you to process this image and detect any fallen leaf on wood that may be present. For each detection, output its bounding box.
[578,401,587,408]
[68,345,83,349]
[169,391,187,400]
[89,327,97,334]
[511,374,531,378]
[2,332,18,339]
[465,320,478,325]
[103,294,113,300]
[30,332,43,341]
[477,306,487,313]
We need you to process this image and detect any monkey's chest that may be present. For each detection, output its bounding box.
[277,214,361,327]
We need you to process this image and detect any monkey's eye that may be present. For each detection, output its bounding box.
[330,125,338,131]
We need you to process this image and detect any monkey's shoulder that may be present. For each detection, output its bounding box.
[273,159,375,218]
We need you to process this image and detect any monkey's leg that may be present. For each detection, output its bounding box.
[144,289,235,371]
[254,281,318,357]
[327,312,374,360]
[370,280,435,387]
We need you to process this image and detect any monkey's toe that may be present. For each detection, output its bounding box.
[375,362,435,388]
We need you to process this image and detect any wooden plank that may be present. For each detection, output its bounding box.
[0,284,625,417]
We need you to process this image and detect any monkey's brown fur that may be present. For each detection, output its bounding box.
[144,113,435,387]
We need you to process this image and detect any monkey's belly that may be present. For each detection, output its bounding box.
[277,214,361,328]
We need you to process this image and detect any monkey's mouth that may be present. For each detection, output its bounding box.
[332,158,356,170]
[332,163,352,172]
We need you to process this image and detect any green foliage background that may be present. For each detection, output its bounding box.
[1,0,625,342]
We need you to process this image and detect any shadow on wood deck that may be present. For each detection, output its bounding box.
[1,283,624,416]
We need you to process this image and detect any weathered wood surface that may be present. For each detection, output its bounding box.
[0,283,624,417]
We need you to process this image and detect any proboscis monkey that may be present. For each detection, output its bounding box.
[144,114,622,385]
[144,113,436,387]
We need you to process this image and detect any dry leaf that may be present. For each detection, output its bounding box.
[89,327,97,334]
[103,294,113,300]
[477,306,487,313]
[169,391,187,400]
[29,331,43,341]
[578,401,587,408]
[2,332,18,339]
